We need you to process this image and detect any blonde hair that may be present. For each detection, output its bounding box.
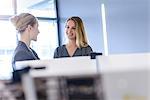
[66,16,88,48]
[10,13,37,33]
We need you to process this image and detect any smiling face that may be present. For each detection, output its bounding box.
[65,19,76,40]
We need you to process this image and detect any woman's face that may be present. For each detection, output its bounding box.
[30,22,40,41]
[65,20,76,40]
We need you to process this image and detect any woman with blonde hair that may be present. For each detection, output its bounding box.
[10,13,40,82]
[54,16,93,58]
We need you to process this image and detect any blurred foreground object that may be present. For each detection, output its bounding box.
[16,53,150,100]
[0,81,16,100]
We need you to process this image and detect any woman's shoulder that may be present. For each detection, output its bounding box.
[15,41,29,51]
[82,45,93,52]
[83,45,92,49]
[13,50,30,62]
[87,45,92,48]
[55,45,66,51]
[53,45,66,58]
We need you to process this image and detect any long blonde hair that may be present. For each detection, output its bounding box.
[10,13,37,33]
[66,16,89,48]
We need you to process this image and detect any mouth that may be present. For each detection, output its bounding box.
[67,33,73,36]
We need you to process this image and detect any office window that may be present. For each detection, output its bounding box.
[31,20,58,59]
[17,0,58,59]
[17,0,56,18]
[0,20,17,79]
[0,0,14,15]
[0,0,58,79]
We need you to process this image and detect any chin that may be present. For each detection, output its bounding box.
[68,36,75,39]
[33,38,37,41]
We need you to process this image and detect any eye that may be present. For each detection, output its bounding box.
[72,27,76,30]
[65,26,69,29]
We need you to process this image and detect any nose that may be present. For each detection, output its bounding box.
[68,28,72,33]
[38,29,40,34]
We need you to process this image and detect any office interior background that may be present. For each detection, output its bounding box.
[0,0,149,79]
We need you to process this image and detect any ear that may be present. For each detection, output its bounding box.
[26,25,32,33]
[27,25,32,30]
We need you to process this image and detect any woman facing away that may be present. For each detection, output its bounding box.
[54,16,93,58]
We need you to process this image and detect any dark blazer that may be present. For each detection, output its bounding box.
[12,41,40,83]
[12,41,40,70]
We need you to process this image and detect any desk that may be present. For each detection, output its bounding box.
[17,56,100,100]
[16,53,150,100]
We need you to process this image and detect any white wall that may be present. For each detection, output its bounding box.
[105,0,150,54]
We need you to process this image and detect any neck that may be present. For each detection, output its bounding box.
[67,40,77,47]
[20,33,30,47]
